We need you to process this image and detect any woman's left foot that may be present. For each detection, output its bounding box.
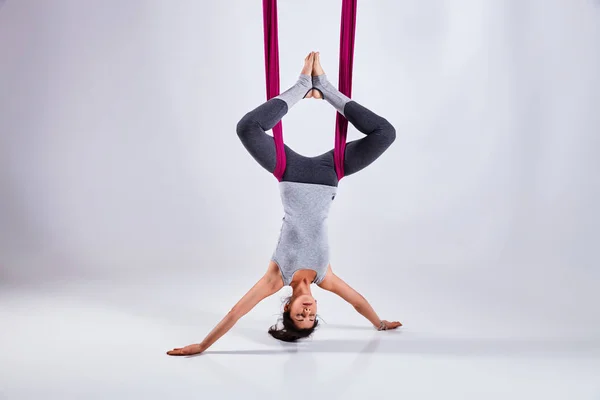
[311,52,324,99]
[312,52,325,76]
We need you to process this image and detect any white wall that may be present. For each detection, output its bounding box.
[1,0,599,333]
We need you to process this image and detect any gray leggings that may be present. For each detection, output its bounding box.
[236,75,396,187]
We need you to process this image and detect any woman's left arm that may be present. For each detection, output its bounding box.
[318,267,402,330]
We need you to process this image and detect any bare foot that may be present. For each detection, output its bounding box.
[302,52,315,98]
[313,51,325,76]
[301,51,314,76]
[311,51,324,98]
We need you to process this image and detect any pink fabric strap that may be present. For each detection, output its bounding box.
[262,0,286,181]
[335,0,358,181]
[262,0,358,181]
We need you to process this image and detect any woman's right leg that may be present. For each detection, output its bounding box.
[236,75,312,173]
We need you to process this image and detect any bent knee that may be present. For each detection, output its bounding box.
[236,113,259,138]
[380,119,396,146]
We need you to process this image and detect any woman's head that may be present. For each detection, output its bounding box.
[285,294,317,329]
[268,295,319,342]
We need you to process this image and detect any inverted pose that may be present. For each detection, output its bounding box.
[167,52,401,356]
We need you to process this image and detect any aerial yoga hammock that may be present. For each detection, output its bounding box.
[263,0,357,181]
[167,0,400,356]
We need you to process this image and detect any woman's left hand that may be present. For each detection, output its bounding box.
[166,343,205,356]
[380,320,402,330]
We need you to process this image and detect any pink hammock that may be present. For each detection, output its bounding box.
[262,0,358,181]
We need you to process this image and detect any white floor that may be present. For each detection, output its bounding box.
[1,273,599,400]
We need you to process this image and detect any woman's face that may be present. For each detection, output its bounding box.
[286,294,317,329]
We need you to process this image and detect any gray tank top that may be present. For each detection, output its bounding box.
[272,181,337,286]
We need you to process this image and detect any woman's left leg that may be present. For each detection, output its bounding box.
[312,73,396,176]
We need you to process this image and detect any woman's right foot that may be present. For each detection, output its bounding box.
[301,52,314,76]
[302,52,315,98]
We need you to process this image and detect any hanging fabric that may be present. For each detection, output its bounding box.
[262,0,285,180]
[334,0,358,180]
[262,0,358,181]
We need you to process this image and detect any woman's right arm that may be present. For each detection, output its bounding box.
[167,268,282,355]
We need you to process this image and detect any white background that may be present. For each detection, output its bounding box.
[1,0,599,399]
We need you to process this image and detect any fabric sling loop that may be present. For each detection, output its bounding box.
[262,0,358,181]
[334,0,358,181]
[262,0,285,180]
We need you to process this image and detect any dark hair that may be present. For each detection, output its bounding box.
[268,310,319,342]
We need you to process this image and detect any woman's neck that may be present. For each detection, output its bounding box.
[290,272,313,296]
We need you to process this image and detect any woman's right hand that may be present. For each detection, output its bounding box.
[166,268,281,357]
[166,343,206,356]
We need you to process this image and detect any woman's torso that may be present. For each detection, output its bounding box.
[273,147,338,285]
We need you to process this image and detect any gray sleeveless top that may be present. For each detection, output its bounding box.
[271,181,337,286]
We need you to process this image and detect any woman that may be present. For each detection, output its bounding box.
[167,52,401,356]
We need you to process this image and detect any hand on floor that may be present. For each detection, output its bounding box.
[166,343,205,356]
[380,320,402,330]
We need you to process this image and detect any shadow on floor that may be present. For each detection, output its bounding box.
[53,281,600,359]
[199,334,600,358]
